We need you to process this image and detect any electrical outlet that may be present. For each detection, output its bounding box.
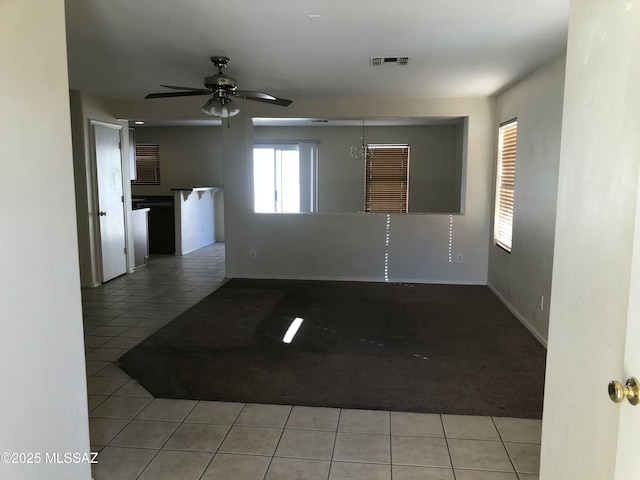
[539,295,544,311]
[456,253,464,263]
[249,249,257,259]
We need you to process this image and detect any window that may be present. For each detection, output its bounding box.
[364,144,410,213]
[132,144,161,185]
[253,143,317,213]
[494,119,518,252]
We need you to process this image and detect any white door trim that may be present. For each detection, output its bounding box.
[88,119,129,285]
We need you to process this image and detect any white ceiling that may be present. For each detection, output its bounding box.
[64,0,570,102]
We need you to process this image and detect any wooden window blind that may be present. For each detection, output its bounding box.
[494,120,517,252]
[364,145,410,213]
[133,144,161,185]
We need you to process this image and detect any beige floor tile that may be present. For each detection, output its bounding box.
[92,364,131,378]
[112,379,153,397]
[90,326,129,337]
[163,423,229,452]
[265,457,331,480]
[127,302,163,311]
[493,417,542,444]
[391,412,444,437]
[286,406,340,431]
[333,432,390,464]
[91,446,156,480]
[137,450,213,480]
[504,442,541,474]
[218,426,283,455]
[84,316,116,327]
[447,439,514,472]
[392,465,455,480]
[90,396,152,419]
[135,317,173,329]
[200,453,271,480]
[87,376,129,395]
[391,436,451,468]
[329,461,391,480]
[137,398,198,422]
[90,444,104,454]
[454,470,519,480]
[88,394,109,412]
[86,360,111,376]
[235,403,292,428]
[101,335,143,349]
[109,420,179,449]
[442,415,501,441]
[89,418,130,446]
[338,409,390,434]
[119,326,158,338]
[104,316,146,327]
[84,335,111,348]
[275,429,336,460]
[185,401,244,425]
[86,347,129,362]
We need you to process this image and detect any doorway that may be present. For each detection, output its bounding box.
[92,121,127,282]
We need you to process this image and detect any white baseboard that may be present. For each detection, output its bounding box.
[230,273,385,283]
[488,284,548,348]
[177,240,216,256]
[229,273,486,285]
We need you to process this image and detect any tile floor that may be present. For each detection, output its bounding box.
[83,243,541,480]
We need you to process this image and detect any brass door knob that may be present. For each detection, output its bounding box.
[608,377,639,405]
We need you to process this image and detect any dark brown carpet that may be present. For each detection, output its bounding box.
[118,279,546,418]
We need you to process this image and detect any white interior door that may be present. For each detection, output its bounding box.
[540,1,640,477]
[94,123,127,282]
[613,148,640,476]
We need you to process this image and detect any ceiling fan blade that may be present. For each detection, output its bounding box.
[234,90,292,107]
[160,85,212,94]
[145,90,211,99]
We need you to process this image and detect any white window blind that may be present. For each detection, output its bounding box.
[364,144,410,213]
[133,144,161,185]
[494,120,517,252]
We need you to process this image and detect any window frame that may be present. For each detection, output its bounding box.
[494,119,518,253]
[132,144,161,185]
[364,144,410,213]
[252,142,317,214]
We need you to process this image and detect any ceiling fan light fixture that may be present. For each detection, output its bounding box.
[146,56,291,111]
[201,97,240,118]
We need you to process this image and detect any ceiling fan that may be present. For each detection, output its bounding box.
[145,56,292,117]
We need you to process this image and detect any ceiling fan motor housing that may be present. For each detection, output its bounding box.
[204,74,236,89]
[204,74,237,100]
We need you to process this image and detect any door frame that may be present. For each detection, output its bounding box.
[88,119,133,285]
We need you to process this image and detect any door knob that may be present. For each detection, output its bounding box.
[99,211,107,216]
[608,377,639,405]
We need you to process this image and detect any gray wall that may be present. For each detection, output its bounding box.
[487,52,566,345]
[133,126,223,195]
[134,126,225,241]
[70,91,133,287]
[226,99,493,284]
[253,123,463,213]
[0,1,91,478]
[114,96,494,285]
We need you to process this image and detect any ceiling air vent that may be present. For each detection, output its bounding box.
[370,56,410,66]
